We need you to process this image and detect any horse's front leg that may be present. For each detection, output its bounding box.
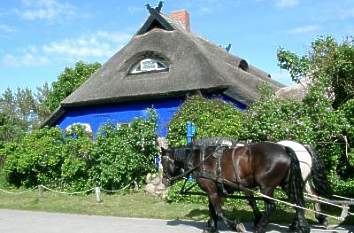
[255,188,276,233]
[204,201,218,233]
[246,194,262,226]
[208,193,246,233]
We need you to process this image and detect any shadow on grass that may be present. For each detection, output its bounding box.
[168,206,354,232]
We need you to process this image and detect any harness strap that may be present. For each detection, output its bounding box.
[231,147,241,188]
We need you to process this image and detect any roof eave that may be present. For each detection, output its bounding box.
[40,107,66,128]
[61,86,228,108]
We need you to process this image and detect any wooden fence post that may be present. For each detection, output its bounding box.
[95,187,102,203]
[38,185,44,198]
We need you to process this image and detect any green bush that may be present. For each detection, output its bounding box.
[60,125,94,191]
[90,109,158,190]
[167,95,245,146]
[1,109,158,191]
[2,127,64,187]
[244,85,352,196]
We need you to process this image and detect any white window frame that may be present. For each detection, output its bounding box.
[130,58,168,74]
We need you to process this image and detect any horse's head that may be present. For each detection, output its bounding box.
[161,147,186,186]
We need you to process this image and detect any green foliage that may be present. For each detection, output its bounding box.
[339,99,354,176]
[167,95,245,146]
[60,125,94,191]
[0,112,25,147]
[91,109,158,190]
[44,61,101,112]
[2,127,64,187]
[0,82,52,145]
[277,49,309,83]
[1,109,158,191]
[278,36,354,109]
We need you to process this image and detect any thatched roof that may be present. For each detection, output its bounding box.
[44,7,284,126]
[276,80,309,101]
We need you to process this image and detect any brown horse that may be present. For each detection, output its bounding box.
[161,142,310,233]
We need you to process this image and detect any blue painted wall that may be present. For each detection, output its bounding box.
[56,95,246,137]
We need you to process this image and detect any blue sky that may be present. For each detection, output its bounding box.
[0,0,353,93]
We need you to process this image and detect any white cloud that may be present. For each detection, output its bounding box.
[288,25,321,34]
[0,24,16,33]
[2,47,49,67]
[335,7,354,20]
[1,31,131,67]
[43,31,131,60]
[276,0,299,8]
[15,0,75,21]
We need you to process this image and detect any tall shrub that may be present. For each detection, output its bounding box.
[167,95,245,146]
[90,109,158,190]
[2,127,64,187]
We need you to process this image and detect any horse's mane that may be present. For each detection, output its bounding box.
[193,137,239,148]
[172,146,193,163]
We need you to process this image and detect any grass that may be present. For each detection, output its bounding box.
[0,188,353,226]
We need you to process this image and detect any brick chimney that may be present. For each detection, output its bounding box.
[170,10,190,32]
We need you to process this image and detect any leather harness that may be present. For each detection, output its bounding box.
[192,145,247,196]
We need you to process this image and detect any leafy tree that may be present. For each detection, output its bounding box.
[44,61,101,112]
[0,88,36,141]
[34,82,52,124]
[278,36,354,109]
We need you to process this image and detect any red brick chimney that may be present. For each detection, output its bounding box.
[170,10,190,32]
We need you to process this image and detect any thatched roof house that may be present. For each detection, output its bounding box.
[44,4,284,136]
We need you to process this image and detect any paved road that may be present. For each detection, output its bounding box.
[0,209,352,233]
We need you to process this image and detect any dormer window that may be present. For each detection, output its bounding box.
[130,58,169,74]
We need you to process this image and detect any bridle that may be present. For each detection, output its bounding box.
[162,145,226,184]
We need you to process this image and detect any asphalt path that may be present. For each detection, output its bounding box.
[0,209,352,233]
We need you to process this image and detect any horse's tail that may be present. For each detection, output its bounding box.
[304,145,332,197]
[285,146,305,207]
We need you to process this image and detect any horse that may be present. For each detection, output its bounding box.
[277,140,332,226]
[194,137,331,226]
[161,142,310,233]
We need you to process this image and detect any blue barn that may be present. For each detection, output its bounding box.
[43,5,283,137]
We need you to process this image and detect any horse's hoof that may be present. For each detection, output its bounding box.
[289,225,310,233]
[255,228,265,233]
[296,227,310,233]
[202,227,218,233]
[319,218,328,228]
[289,221,299,231]
[235,222,247,232]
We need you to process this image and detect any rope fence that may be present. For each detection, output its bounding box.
[0,182,137,203]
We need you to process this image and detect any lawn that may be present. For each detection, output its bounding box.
[0,188,352,226]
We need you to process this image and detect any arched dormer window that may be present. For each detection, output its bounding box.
[129,57,169,74]
[238,59,249,71]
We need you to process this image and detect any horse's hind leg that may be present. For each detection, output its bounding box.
[306,182,328,226]
[255,188,276,233]
[246,194,262,226]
